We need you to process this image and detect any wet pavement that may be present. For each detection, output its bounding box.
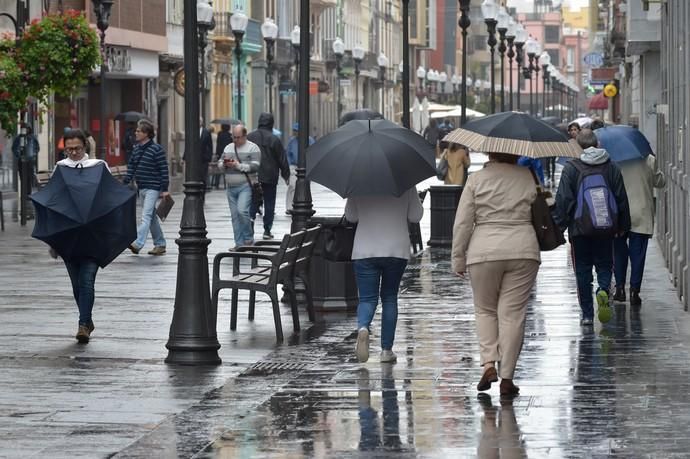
[2,175,690,458]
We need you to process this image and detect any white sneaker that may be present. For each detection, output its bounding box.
[355,328,369,363]
[380,349,397,363]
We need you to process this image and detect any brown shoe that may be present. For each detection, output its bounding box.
[499,379,520,397]
[477,367,498,391]
[75,322,95,344]
[128,244,140,254]
[148,246,166,256]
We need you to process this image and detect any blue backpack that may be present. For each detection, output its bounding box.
[572,159,619,237]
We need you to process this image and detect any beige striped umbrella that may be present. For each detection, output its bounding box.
[443,111,582,158]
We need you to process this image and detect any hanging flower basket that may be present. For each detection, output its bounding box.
[0,44,28,134]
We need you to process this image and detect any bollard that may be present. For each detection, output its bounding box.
[427,185,463,247]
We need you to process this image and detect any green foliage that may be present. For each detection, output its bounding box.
[0,46,27,135]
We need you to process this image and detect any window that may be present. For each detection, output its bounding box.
[547,49,560,67]
[544,25,560,44]
[567,47,575,67]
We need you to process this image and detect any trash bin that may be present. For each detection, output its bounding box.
[308,216,359,312]
[427,185,463,247]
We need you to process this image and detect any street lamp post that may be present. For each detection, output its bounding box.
[427,70,438,98]
[291,25,301,119]
[91,0,113,160]
[377,51,389,116]
[482,0,498,114]
[451,74,460,104]
[458,0,471,125]
[439,71,448,103]
[401,0,411,129]
[333,37,345,122]
[514,24,527,112]
[261,18,278,114]
[525,36,538,115]
[540,51,551,118]
[165,0,221,366]
[353,45,365,109]
[416,66,426,97]
[506,19,516,111]
[197,1,215,125]
[496,7,509,113]
[230,10,248,122]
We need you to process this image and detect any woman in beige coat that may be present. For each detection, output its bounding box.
[441,143,471,186]
[452,153,540,397]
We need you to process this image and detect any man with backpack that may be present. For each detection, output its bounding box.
[554,129,631,326]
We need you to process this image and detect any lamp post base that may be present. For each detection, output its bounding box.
[165,338,222,365]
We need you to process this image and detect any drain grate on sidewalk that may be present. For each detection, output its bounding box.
[239,361,309,377]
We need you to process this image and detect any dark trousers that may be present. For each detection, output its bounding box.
[64,258,99,325]
[251,182,277,233]
[570,237,614,319]
[614,232,650,290]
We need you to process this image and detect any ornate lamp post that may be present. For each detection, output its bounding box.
[332,37,345,121]
[230,10,248,121]
[514,23,527,112]
[290,25,301,114]
[539,51,551,118]
[261,18,278,114]
[416,66,426,97]
[352,44,365,109]
[401,0,411,129]
[91,0,114,160]
[451,74,460,104]
[482,0,498,114]
[546,64,556,116]
[439,71,448,103]
[458,0,471,124]
[525,36,538,115]
[496,7,509,112]
[197,1,215,125]
[165,0,221,366]
[427,69,438,97]
[377,51,389,116]
[533,42,542,115]
[505,18,516,111]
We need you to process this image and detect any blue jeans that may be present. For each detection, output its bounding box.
[614,232,650,290]
[64,258,99,325]
[571,237,613,319]
[251,182,277,233]
[353,257,408,350]
[134,189,166,249]
[227,182,253,246]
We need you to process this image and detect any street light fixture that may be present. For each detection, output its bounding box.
[547,63,556,116]
[332,37,345,121]
[439,71,448,102]
[230,9,248,121]
[427,69,438,95]
[352,44,365,109]
[416,66,426,95]
[525,36,538,115]
[451,74,460,104]
[539,51,551,118]
[514,23,527,112]
[482,0,499,114]
[458,0,471,124]
[91,0,114,160]
[165,0,221,366]
[533,41,542,115]
[506,18,516,111]
[496,7,509,112]
[377,51,389,115]
[261,18,278,114]
[197,0,215,126]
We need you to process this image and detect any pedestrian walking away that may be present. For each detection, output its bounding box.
[452,153,541,398]
[247,113,290,240]
[613,154,666,306]
[346,187,424,364]
[285,122,315,214]
[553,129,631,326]
[123,119,170,256]
[439,143,471,186]
[219,124,261,248]
[213,124,232,189]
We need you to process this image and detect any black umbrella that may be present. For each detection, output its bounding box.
[307,119,436,198]
[114,111,147,122]
[210,117,241,126]
[338,109,384,127]
[443,111,581,158]
[31,163,137,268]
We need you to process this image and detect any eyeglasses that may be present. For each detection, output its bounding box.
[64,146,84,154]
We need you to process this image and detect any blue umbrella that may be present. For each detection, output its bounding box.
[31,163,137,268]
[594,125,653,162]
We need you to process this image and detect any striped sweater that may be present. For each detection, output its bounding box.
[124,140,169,192]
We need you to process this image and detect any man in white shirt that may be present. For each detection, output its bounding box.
[218,124,261,248]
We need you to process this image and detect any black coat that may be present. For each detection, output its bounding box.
[200,128,213,164]
[247,113,290,185]
[216,130,232,160]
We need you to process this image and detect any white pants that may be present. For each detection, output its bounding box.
[285,165,297,211]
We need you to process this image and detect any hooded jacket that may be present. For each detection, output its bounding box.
[247,113,290,185]
[553,147,631,239]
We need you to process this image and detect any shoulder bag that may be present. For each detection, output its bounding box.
[323,215,357,262]
[127,147,145,191]
[234,144,263,208]
[436,151,449,181]
[529,169,565,251]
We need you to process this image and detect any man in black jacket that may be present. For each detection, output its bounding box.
[213,124,232,189]
[247,112,290,240]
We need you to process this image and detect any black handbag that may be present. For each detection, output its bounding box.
[323,216,356,262]
[529,169,565,251]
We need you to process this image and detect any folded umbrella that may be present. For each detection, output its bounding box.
[307,119,436,198]
[31,163,137,268]
[594,125,653,163]
[443,111,581,158]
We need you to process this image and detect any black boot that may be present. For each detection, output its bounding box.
[630,288,642,307]
[613,286,626,302]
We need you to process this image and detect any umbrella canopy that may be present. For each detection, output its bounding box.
[306,119,436,198]
[588,93,608,110]
[443,111,582,158]
[338,109,383,127]
[594,125,654,163]
[210,117,240,126]
[31,163,137,268]
[570,116,593,129]
[114,111,146,122]
[540,116,561,126]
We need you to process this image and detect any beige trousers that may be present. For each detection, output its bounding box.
[469,259,539,379]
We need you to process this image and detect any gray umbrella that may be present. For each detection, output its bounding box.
[306,119,436,198]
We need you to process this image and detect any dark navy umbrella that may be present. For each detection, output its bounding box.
[594,125,654,162]
[307,119,436,198]
[338,109,384,127]
[31,163,137,268]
